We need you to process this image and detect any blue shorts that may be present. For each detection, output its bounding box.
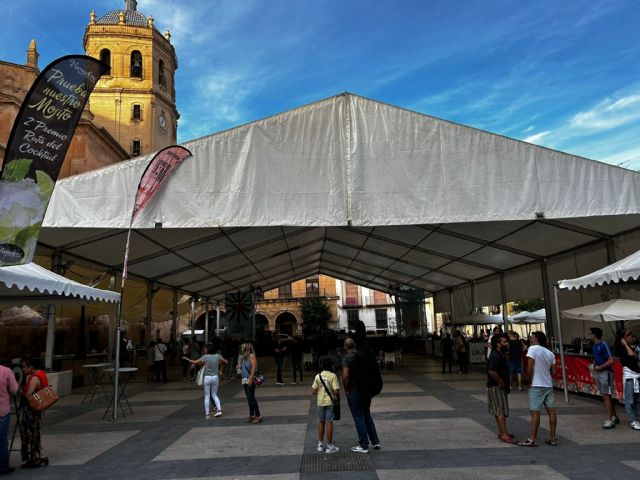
[317,405,335,422]
[508,360,522,375]
[529,386,554,411]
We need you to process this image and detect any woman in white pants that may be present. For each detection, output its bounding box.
[183,344,228,419]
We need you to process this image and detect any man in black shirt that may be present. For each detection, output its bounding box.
[274,338,287,385]
[487,334,518,444]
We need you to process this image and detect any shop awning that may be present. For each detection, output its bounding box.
[38,93,640,304]
[558,249,640,290]
[562,299,640,322]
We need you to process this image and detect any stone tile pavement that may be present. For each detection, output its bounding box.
[5,354,640,479]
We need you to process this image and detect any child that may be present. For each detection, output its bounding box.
[311,357,340,453]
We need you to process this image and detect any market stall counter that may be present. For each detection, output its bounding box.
[551,353,623,399]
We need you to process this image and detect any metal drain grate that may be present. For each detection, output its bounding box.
[300,452,375,473]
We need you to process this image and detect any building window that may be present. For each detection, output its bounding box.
[306,275,319,297]
[130,50,142,78]
[132,104,141,120]
[158,59,166,86]
[347,309,359,330]
[375,308,388,329]
[132,139,141,157]
[278,284,292,299]
[100,49,111,75]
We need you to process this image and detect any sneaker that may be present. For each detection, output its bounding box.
[317,442,325,452]
[372,444,381,450]
[214,411,222,418]
[631,420,640,430]
[326,444,340,453]
[276,382,286,386]
[291,382,296,385]
[205,414,212,420]
[612,416,620,425]
[602,419,615,429]
[351,445,369,453]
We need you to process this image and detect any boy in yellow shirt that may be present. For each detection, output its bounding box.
[312,357,340,453]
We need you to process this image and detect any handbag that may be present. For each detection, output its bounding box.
[318,374,340,421]
[196,366,205,386]
[27,386,59,412]
[254,371,265,386]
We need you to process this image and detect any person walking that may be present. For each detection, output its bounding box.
[342,321,382,454]
[508,331,525,390]
[487,334,518,444]
[519,331,557,447]
[274,337,287,385]
[154,339,168,382]
[240,342,262,424]
[311,357,340,453]
[181,339,191,380]
[183,344,228,419]
[291,337,304,384]
[440,333,454,374]
[146,341,156,382]
[19,359,49,468]
[617,330,640,430]
[455,330,468,374]
[189,337,202,381]
[590,327,619,428]
[0,363,19,474]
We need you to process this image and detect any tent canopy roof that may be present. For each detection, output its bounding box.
[39,93,640,301]
[562,299,640,322]
[0,262,121,305]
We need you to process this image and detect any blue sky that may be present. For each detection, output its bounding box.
[1,0,639,169]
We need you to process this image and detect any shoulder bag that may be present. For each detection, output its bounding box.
[196,365,206,386]
[27,374,59,412]
[318,374,340,421]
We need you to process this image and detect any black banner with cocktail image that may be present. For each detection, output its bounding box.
[0,55,107,265]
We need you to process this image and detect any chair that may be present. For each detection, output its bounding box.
[384,352,395,370]
[303,352,313,371]
[394,349,403,366]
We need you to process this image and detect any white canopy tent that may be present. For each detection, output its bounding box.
[511,308,546,324]
[559,249,640,290]
[0,262,121,371]
[562,299,640,322]
[457,312,512,325]
[35,93,640,336]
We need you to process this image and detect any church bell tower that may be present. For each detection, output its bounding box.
[83,0,179,157]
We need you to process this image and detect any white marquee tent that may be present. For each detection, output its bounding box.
[562,299,640,322]
[37,93,640,332]
[512,308,547,324]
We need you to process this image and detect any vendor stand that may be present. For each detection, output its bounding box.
[554,249,640,403]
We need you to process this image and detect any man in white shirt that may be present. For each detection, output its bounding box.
[519,331,558,447]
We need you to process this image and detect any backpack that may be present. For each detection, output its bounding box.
[353,343,383,397]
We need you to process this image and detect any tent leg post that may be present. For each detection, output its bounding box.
[113,300,123,421]
[553,285,569,405]
[44,304,56,372]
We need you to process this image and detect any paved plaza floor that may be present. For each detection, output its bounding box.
[7,354,640,479]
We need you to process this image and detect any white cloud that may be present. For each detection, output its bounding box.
[601,147,640,170]
[523,131,551,144]
[570,93,640,130]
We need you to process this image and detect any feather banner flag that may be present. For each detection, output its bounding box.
[122,145,192,282]
[0,55,108,265]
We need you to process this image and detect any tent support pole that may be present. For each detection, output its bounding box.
[540,259,554,337]
[190,297,195,334]
[171,289,178,343]
[146,280,153,340]
[500,272,508,325]
[44,304,56,371]
[216,303,221,338]
[113,299,122,421]
[204,301,210,344]
[553,284,569,404]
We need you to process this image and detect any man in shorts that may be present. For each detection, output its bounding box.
[487,334,518,444]
[590,327,619,428]
[519,331,557,446]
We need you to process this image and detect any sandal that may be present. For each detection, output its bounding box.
[498,434,519,444]
[245,416,255,423]
[517,438,538,447]
[544,438,557,446]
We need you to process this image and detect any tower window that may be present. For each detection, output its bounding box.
[130,50,142,78]
[132,139,141,157]
[158,59,166,87]
[132,104,141,120]
[100,49,111,75]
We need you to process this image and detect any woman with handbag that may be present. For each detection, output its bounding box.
[19,359,48,468]
[240,342,262,424]
[182,344,228,419]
